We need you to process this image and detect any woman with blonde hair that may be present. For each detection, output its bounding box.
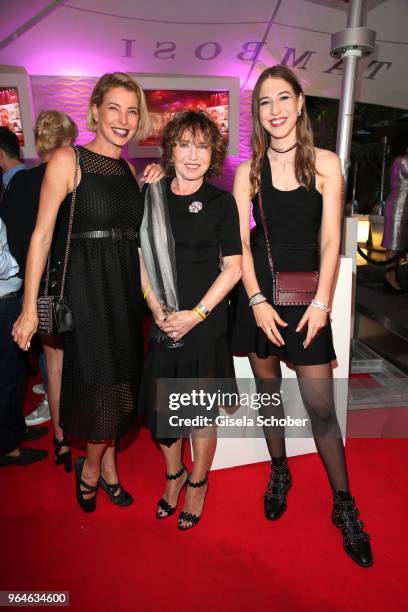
[231,65,373,567]
[13,72,162,512]
[2,110,77,470]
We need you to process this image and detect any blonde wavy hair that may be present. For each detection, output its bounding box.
[250,65,316,197]
[34,110,77,156]
[87,72,150,140]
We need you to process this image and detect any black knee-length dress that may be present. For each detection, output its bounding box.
[231,155,336,365]
[59,147,144,440]
[139,179,242,438]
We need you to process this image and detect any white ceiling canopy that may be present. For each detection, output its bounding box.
[0,0,407,108]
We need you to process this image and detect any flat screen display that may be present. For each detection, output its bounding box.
[0,86,24,146]
[139,90,229,147]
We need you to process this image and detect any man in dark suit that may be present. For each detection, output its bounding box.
[0,128,48,466]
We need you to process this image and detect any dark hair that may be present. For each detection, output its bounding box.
[0,127,20,160]
[161,110,226,178]
[250,64,316,196]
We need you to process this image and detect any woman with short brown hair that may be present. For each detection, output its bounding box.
[140,110,242,530]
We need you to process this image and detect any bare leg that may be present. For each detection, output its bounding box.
[85,442,133,506]
[295,362,349,492]
[100,444,119,482]
[156,438,186,517]
[42,337,66,452]
[81,441,109,499]
[178,428,216,528]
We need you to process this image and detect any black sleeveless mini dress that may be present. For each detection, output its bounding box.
[59,147,144,440]
[231,155,336,366]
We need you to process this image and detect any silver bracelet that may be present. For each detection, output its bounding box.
[310,299,330,313]
[249,292,267,307]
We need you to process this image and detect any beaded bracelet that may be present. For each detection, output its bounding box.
[310,299,330,313]
[249,292,267,307]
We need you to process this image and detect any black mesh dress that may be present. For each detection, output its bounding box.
[59,146,144,441]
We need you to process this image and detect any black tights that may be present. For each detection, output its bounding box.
[248,353,349,492]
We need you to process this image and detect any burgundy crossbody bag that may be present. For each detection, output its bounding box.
[257,188,319,306]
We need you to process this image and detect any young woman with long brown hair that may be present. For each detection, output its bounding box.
[231,65,373,567]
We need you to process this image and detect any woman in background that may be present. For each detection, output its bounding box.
[382,134,408,293]
[19,111,77,469]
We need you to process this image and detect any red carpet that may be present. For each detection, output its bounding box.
[1,421,407,611]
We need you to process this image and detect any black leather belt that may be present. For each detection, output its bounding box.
[0,291,18,300]
[72,228,138,241]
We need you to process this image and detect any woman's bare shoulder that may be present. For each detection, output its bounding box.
[236,159,252,175]
[47,145,77,170]
[315,147,341,176]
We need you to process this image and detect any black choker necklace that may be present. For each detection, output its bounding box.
[269,143,297,154]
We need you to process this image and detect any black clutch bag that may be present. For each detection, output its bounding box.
[37,146,79,335]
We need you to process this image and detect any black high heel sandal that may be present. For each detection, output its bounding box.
[98,474,133,507]
[178,474,208,531]
[53,437,72,473]
[75,456,98,513]
[156,464,187,519]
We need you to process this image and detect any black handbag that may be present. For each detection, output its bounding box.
[37,146,80,335]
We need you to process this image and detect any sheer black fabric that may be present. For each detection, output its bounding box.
[59,147,144,440]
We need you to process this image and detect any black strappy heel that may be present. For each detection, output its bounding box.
[75,456,98,513]
[53,437,72,473]
[178,474,208,531]
[156,464,187,519]
[98,474,133,507]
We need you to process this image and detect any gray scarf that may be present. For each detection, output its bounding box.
[140,178,179,311]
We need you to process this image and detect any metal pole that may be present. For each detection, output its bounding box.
[351,160,358,213]
[330,1,376,344]
[379,135,389,211]
[331,0,376,190]
[336,0,364,184]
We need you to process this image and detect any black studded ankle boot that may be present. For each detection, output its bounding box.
[264,457,292,521]
[332,491,373,568]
